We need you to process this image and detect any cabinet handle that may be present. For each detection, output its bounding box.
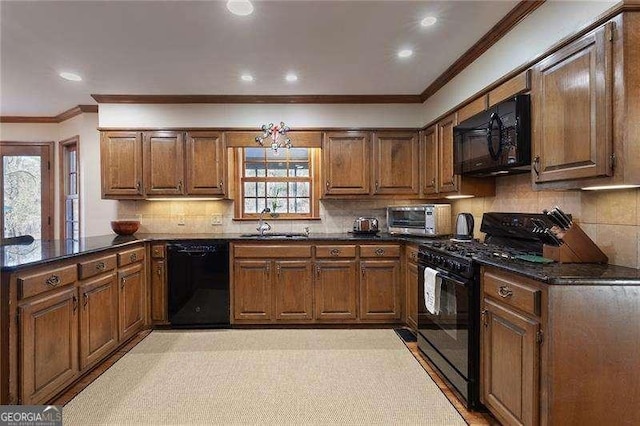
[361,267,365,277]
[178,180,183,192]
[83,293,88,308]
[431,177,436,186]
[481,309,488,327]
[276,264,281,277]
[130,253,137,262]
[375,248,385,256]
[533,155,540,177]
[325,180,330,190]
[121,277,126,289]
[315,265,320,278]
[95,261,106,271]
[156,265,163,276]
[265,264,270,277]
[375,181,379,191]
[136,181,141,192]
[330,248,340,257]
[45,275,60,287]
[72,295,78,313]
[498,285,513,298]
[411,252,417,261]
[219,181,224,190]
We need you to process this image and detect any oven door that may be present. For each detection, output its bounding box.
[417,264,470,378]
[387,208,426,229]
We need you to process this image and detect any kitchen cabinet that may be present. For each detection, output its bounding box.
[532,23,613,185]
[185,131,226,196]
[274,261,313,321]
[79,273,119,370]
[19,287,79,405]
[314,260,358,320]
[437,113,458,194]
[360,260,400,321]
[405,245,419,330]
[100,131,143,198]
[150,244,168,324]
[421,127,439,196]
[144,131,185,196]
[322,132,371,196]
[372,132,419,195]
[233,259,272,321]
[118,262,145,342]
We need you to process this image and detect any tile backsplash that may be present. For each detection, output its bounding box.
[118,174,640,269]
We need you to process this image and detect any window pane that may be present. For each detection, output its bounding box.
[3,156,41,239]
[267,198,285,214]
[245,148,264,161]
[290,198,310,214]
[244,182,256,197]
[256,182,266,197]
[244,198,257,214]
[288,148,309,161]
[69,172,77,195]
[267,161,287,177]
[72,198,79,222]
[72,221,80,240]
[266,182,287,198]
[289,182,310,197]
[289,162,309,177]
[69,150,77,173]
[266,149,286,160]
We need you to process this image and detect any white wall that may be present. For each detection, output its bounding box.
[98,103,424,128]
[421,0,617,125]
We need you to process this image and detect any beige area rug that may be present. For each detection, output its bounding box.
[63,329,466,425]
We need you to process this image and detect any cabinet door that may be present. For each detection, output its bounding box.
[372,132,419,195]
[314,260,358,320]
[406,261,419,330]
[100,131,143,197]
[482,298,540,426]
[274,261,313,321]
[323,132,370,196]
[118,263,145,341]
[19,287,78,404]
[437,114,459,193]
[185,131,226,196]
[233,260,272,321]
[150,258,167,324]
[79,273,118,370]
[360,260,400,321]
[421,126,439,196]
[144,131,185,196]
[532,23,613,183]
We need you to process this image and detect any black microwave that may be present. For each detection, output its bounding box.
[454,94,531,176]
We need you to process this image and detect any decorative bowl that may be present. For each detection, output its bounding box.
[110,220,140,236]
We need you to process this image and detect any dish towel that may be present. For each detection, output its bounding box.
[424,267,441,315]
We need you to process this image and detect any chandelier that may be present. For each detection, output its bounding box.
[255,122,292,152]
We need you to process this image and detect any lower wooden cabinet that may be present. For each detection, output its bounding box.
[150,258,167,323]
[19,287,79,405]
[360,260,400,320]
[274,261,313,321]
[118,262,145,342]
[405,261,419,330]
[233,260,272,321]
[79,273,119,370]
[314,260,358,320]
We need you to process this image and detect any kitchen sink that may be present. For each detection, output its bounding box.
[240,233,309,239]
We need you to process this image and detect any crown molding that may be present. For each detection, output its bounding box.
[90,94,423,104]
[0,105,98,124]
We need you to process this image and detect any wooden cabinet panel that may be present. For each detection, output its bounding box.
[118,263,145,342]
[185,131,226,195]
[78,255,117,281]
[274,261,313,321]
[234,245,311,258]
[360,260,400,320]
[488,70,531,107]
[482,298,539,426]
[372,132,419,195]
[117,247,145,267]
[314,260,358,320]
[19,287,78,404]
[437,114,458,194]
[483,270,541,316]
[360,245,400,258]
[532,24,613,183]
[323,132,371,195]
[406,261,419,330]
[421,126,439,196]
[315,245,356,258]
[79,273,118,370]
[457,96,488,123]
[144,131,185,196]
[233,260,272,321]
[100,131,143,197]
[150,258,167,323]
[151,244,165,259]
[18,264,77,300]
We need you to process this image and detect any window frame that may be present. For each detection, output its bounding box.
[233,147,321,220]
[59,136,80,240]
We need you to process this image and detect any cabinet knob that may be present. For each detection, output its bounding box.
[375,248,385,256]
[121,277,126,289]
[45,275,60,287]
[95,261,105,271]
[83,293,88,308]
[375,181,379,191]
[498,285,513,298]
[276,264,281,277]
[325,180,330,189]
[330,248,340,256]
[136,181,141,191]
[481,309,488,327]
[533,155,540,178]
[130,253,137,262]
[219,181,224,189]
[156,265,162,276]
[315,265,321,278]
[72,295,78,313]
[361,267,366,277]
[178,180,183,192]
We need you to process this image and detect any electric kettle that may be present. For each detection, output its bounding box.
[454,213,474,240]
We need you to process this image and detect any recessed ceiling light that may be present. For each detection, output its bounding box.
[226,0,254,16]
[285,73,298,82]
[59,72,82,82]
[421,16,438,27]
[241,74,254,82]
[397,49,413,59]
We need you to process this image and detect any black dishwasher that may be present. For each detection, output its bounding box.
[167,242,230,327]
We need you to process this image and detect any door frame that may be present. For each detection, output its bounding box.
[0,141,55,240]
[58,136,80,240]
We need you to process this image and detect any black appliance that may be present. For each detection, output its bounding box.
[454,94,531,176]
[417,212,553,409]
[167,242,230,327]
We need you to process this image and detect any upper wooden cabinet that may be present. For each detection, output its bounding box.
[437,113,459,194]
[100,131,143,198]
[185,131,226,196]
[144,131,185,196]
[532,23,614,185]
[322,132,371,196]
[372,132,419,195]
[421,127,439,196]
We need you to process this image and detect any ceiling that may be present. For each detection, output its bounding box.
[0,0,517,116]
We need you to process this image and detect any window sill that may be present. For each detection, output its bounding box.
[233,217,321,221]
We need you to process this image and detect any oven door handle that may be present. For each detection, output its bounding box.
[421,265,469,287]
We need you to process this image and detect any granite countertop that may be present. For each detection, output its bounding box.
[2,233,639,285]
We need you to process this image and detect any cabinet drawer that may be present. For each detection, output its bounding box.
[18,265,77,299]
[234,245,312,258]
[406,245,419,264]
[483,270,541,316]
[117,246,146,267]
[316,245,356,258]
[360,245,400,258]
[78,255,117,280]
[151,244,165,259]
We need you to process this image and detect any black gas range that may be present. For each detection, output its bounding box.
[416,212,553,409]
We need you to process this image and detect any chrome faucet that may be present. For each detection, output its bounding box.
[257,208,272,236]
